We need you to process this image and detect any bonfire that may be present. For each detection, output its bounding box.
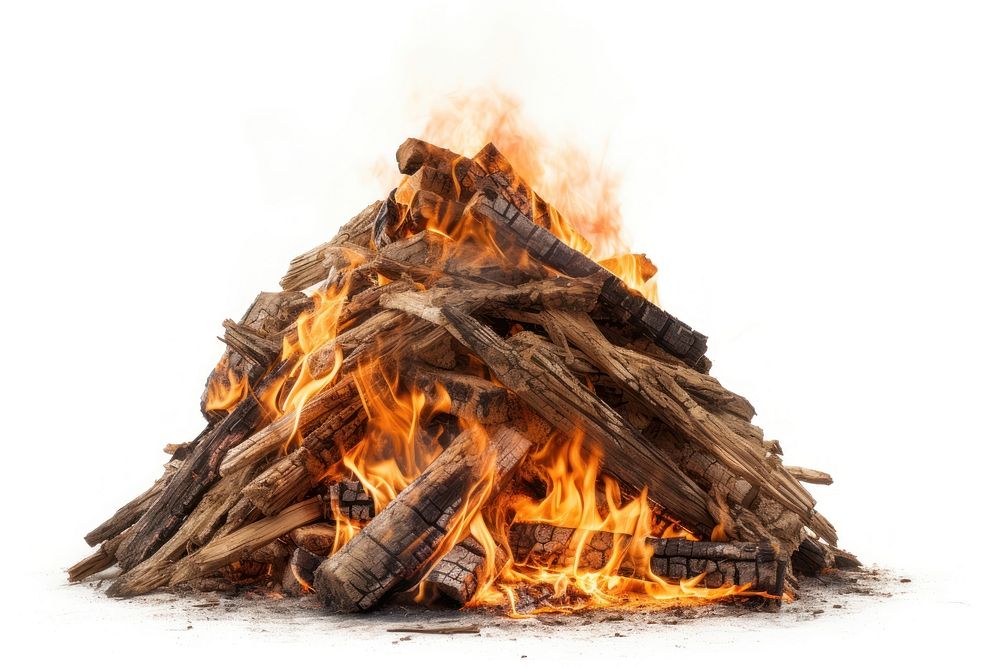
[70,138,858,616]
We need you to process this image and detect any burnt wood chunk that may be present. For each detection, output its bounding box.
[422,537,508,606]
[647,537,784,594]
[509,522,630,572]
[329,479,376,523]
[313,425,532,612]
[410,366,510,425]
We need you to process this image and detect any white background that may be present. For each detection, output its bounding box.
[1,1,997,663]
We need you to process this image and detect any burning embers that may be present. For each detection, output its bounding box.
[70,137,857,617]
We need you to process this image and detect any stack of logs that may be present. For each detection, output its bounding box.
[69,137,858,613]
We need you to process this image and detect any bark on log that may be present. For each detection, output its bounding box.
[432,306,716,536]
[313,425,533,612]
[546,311,815,530]
[466,189,708,366]
[409,366,511,425]
[201,291,311,421]
[647,537,785,594]
[422,537,509,606]
[84,459,182,547]
[115,385,281,571]
[509,522,631,572]
[106,463,260,597]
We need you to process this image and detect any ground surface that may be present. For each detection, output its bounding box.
[14,564,985,664]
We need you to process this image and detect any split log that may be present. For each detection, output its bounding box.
[785,466,834,485]
[466,189,707,366]
[170,497,324,585]
[313,425,533,612]
[241,447,328,516]
[280,201,380,291]
[115,387,280,571]
[545,311,815,536]
[220,375,359,477]
[106,464,260,597]
[432,305,716,535]
[422,537,509,606]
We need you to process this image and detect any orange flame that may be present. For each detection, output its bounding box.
[204,367,249,413]
[418,90,657,301]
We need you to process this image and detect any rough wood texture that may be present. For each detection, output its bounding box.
[115,383,281,571]
[546,310,817,551]
[434,306,716,535]
[201,291,311,422]
[281,201,380,290]
[314,425,533,612]
[466,189,707,366]
[290,523,339,556]
[422,537,508,605]
[329,479,375,524]
[785,466,834,485]
[409,366,510,425]
[647,537,784,594]
[84,459,181,547]
[106,464,259,597]
[170,497,324,585]
[281,546,325,594]
[509,522,630,572]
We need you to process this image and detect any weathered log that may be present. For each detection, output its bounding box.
[170,497,324,585]
[409,366,510,425]
[84,458,182,547]
[115,384,281,571]
[433,306,716,535]
[68,527,133,582]
[242,447,327,517]
[422,537,509,606]
[219,375,360,477]
[313,425,533,612]
[545,310,816,542]
[106,463,260,597]
[509,522,630,572]
[785,466,834,485]
[201,291,311,421]
[647,537,785,594]
[466,189,707,366]
[281,200,380,291]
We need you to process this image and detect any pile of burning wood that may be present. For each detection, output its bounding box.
[70,138,858,615]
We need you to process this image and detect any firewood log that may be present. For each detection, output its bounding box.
[785,466,834,485]
[280,200,381,291]
[422,537,509,606]
[508,522,631,572]
[313,425,533,612]
[201,290,311,422]
[465,189,707,366]
[170,497,324,586]
[429,305,716,536]
[105,463,261,597]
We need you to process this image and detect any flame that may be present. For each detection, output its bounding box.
[418,90,657,301]
[204,367,249,413]
[456,433,757,614]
